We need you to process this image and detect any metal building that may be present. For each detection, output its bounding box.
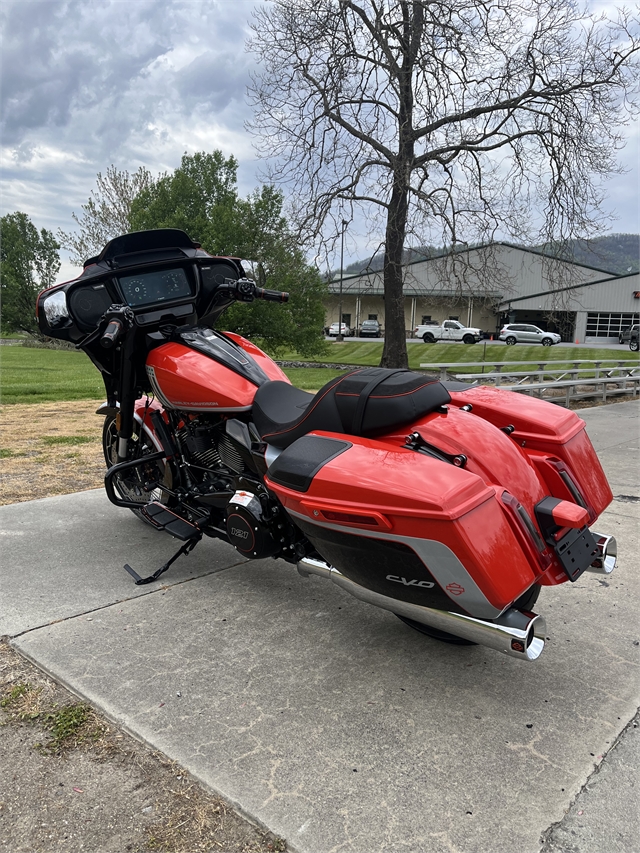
[326,243,639,342]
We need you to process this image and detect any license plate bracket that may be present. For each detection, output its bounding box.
[554,526,599,582]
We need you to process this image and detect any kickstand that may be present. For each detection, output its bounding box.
[123,536,201,585]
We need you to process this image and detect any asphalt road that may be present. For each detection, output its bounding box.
[1,400,638,853]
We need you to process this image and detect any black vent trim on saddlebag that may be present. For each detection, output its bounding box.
[267,435,352,493]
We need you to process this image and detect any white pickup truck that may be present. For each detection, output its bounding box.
[414,320,483,344]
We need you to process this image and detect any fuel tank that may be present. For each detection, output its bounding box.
[145,328,289,412]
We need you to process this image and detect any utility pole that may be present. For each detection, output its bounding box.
[337,219,348,341]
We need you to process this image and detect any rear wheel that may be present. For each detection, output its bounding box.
[396,614,476,645]
[505,336,517,345]
[630,338,639,352]
[102,414,173,523]
[423,332,435,343]
[513,583,541,612]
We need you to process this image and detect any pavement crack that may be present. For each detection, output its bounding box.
[538,707,640,852]
[5,561,248,640]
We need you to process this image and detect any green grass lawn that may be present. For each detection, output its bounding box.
[0,347,106,404]
[1,342,637,404]
[278,340,639,372]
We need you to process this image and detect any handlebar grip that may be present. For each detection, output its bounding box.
[100,319,124,348]
[256,288,289,303]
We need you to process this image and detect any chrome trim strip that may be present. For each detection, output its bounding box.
[145,365,174,410]
[298,557,545,661]
[265,444,282,468]
[288,509,502,619]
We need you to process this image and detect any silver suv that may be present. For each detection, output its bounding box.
[499,324,561,346]
[619,324,639,345]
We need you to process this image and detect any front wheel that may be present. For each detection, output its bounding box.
[462,334,476,345]
[541,337,553,347]
[630,339,639,352]
[103,414,173,523]
[505,336,517,345]
[423,332,435,343]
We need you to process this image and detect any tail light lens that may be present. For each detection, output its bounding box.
[545,458,596,524]
[501,491,553,574]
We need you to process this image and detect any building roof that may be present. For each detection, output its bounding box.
[498,270,640,314]
[327,242,618,298]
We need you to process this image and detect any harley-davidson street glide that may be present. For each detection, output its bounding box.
[37,229,618,662]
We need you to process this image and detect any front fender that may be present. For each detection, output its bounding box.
[96,399,164,452]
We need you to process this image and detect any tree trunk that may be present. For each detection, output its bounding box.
[380,180,409,369]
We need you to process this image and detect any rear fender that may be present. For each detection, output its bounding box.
[446,385,613,518]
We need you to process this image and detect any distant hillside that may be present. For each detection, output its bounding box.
[537,234,639,275]
[329,233,639,280]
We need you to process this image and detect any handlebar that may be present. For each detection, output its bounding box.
[220,278,289,304]
[255,287,289,303]
[100,318,124,348]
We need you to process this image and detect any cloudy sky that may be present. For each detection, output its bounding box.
[1,0,638,282]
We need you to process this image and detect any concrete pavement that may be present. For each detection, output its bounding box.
[2,400,638,853]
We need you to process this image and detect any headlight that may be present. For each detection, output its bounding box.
[42,290,70,328]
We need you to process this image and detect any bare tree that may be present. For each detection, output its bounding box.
[59,165,155,266]
[248,0,639,367]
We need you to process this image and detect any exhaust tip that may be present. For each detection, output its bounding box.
[509,621,545,661]
[587,532,617,575]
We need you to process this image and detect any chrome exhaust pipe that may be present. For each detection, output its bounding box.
[586,532,617,575]
[298,557,545,661]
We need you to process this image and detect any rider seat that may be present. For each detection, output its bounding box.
[252,368,451,449]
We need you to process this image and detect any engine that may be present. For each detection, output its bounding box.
[173,413,306,561]
[226,488,284,559]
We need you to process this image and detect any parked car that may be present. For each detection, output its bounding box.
[328,322,351,337]
[619,324,639,345]
[629,327,639,352]
[359,319,381,338]
[499,324,561,346]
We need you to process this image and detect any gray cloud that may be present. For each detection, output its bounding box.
[0,0,259,269]
[175,50,248,111]
[1,1,173,144]
[0,0,637,284]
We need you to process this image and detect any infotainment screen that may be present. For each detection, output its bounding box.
[118,267,193,307]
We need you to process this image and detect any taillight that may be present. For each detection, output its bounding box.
[545,458,596,524]
[501,491,553,574]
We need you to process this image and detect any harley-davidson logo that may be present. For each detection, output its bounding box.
[446,582,465,596]
[386,575,434,589]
